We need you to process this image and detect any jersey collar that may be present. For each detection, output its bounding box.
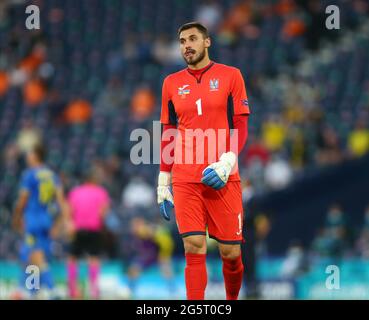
[187,61,215,83]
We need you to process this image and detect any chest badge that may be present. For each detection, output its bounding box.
[209,79,219,91]
[178,84,190,98]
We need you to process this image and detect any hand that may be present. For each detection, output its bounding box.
[60,218,75,241]
[157,171,174,221]
[201,152,237,190]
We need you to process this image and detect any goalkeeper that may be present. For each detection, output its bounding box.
[157,22,250,300]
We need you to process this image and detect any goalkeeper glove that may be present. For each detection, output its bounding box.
[201,152,237,190]
[157,171,174,221]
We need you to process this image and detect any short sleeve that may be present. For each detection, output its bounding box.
[230,68,250,116]
[160,76,177,125]
[20,170,33,193]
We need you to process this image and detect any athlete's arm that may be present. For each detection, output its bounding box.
[160,123,177,172]
[158,77,176,221]
[50,186,69,239]
[202,68,250,190]
[232,114,249,154]
[12,190,29,233]
[56,186,68,219]
[100,202,110,220]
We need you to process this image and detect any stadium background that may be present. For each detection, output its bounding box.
[0,0,369,299]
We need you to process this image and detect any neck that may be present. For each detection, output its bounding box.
[187,55,211,70]
[31,162,42,168]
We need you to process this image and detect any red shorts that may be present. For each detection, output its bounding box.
[172,181,244,244]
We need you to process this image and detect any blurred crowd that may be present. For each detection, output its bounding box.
[251,202,369,279]
[0,0,369,266]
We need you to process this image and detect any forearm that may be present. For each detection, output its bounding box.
[231,114,249,155]
[160,124,176,172]
[13,203,23,221]
[13,206,23,229]
[12,198,25,232]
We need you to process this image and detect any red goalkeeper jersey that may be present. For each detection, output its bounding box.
[160,61,250,183]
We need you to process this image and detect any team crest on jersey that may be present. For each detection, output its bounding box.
[178,84,190,98]
[209,79,219,91]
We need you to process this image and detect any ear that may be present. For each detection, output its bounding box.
[204,37,211,48]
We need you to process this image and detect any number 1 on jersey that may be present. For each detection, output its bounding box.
[196,98,202,116]
[236,213,242,235]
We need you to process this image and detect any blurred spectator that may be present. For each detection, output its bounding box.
[281,14,306,39]
[130,85,156,120]
[311,228,337,257]
[275,0,297,16]
[0,1,10,21]
[315,125,344,165]
[311,204,349,259]
[195,0,222,33]
[244,159,266,194]
[137,32,155,63]
[325,204,347,229]
[16,119,42,154]
[47,89,67,124]
[122,33,139,62]
[2,142,20,168]
[64,99,92,124]
[153,34,183,67]
[243,135,270,167]
[286,126,307,169]
[264,154,293,190]
[19,43,46,75]
[254,213,271,257]
[9,67,28,87]
[241,179,254,203]
[355,229,369,259]
[0,71,9,96]
[243,135,270,193]
[103,154,125,199]
[347,119,369,158]
[355,205,369,258]
[122,176,155,209]
[262,116,287,152]
[302,0,326,50]
[218,1,256,45]
[154,223,175,284]
[363,205,369,229]
[23,78,46,107]
[38,62,55,82]
[281,240,307,278]
[95,76,129,113]
[127,217,175,297]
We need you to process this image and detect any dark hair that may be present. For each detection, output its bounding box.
[32,144,47,162]
[82,169,95,183]
[178,21,209,39]
[81,165,100,184]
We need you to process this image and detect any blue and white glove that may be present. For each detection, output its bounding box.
[201,152,237,190]
[157,171,174,221]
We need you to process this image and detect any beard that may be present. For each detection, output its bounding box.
[183,48,206,66]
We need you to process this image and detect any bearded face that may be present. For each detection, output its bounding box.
[179,28,210,67]
[183,45,207,66]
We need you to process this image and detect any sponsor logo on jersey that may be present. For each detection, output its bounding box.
[241,99,249,106]
[178,85,190,97]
